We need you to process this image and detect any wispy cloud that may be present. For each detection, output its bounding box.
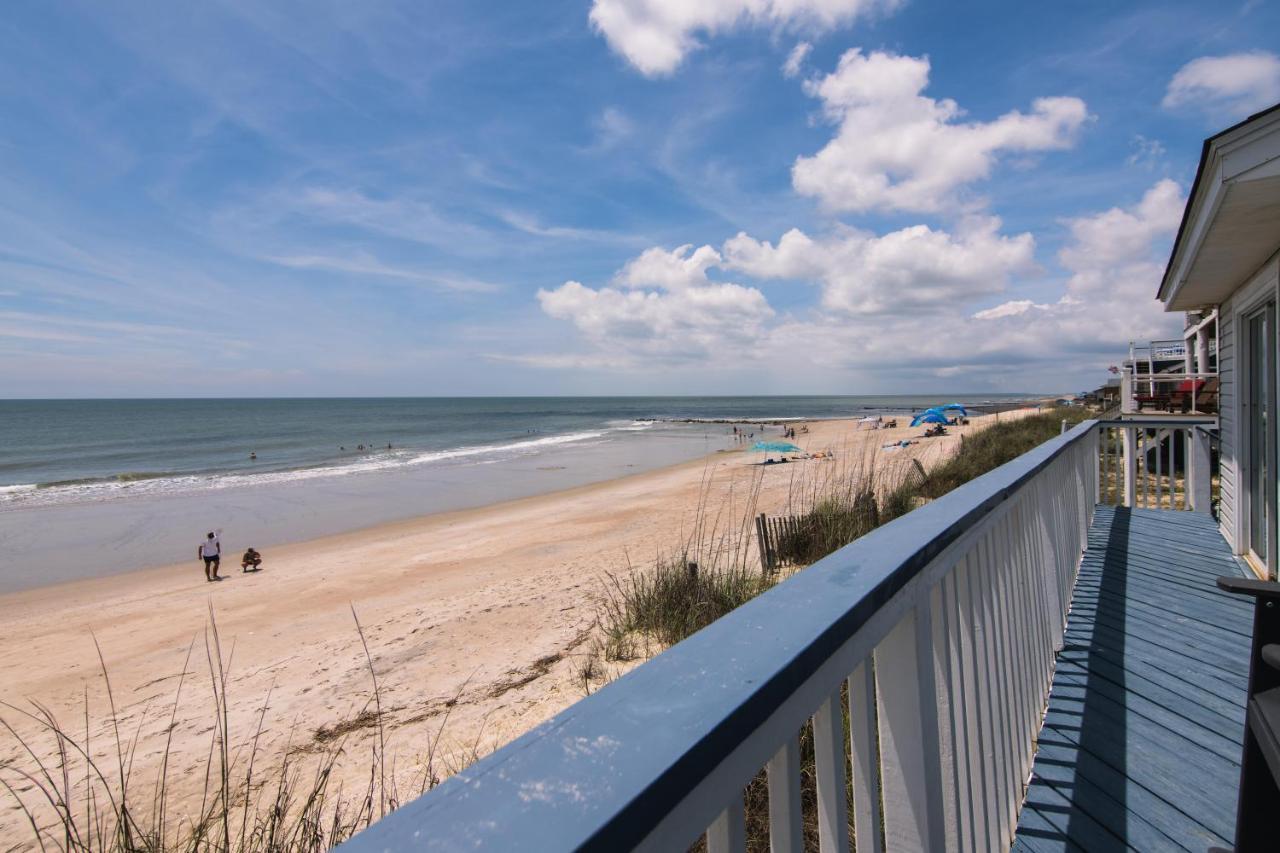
[265,252,502,293]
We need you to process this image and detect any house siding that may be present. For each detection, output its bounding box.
[1217,253,1280,554]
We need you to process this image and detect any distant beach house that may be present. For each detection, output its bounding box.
[1158,102,1280,581]
[340,111,1280,853]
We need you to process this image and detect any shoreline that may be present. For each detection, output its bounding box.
[0,443,744,610]
[0,409,1038,842]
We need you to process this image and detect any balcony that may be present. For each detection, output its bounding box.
[338,421,1250,852]
[1120,326,1218,417]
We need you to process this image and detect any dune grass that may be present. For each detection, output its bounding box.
[0,606,472,852]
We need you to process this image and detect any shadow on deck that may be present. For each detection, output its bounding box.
[1014,506,1253,852]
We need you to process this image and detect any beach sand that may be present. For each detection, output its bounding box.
[0,409,1036,843]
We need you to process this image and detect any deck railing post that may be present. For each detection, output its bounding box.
[1189,426,1212,514]
[1122,426,1136,507]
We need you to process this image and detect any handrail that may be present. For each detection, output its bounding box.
[340,420,1100,851]
[1095,419,1214,512]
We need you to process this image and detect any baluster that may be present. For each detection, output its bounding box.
[927,579,959,848]
[1123,427,1136,507]
[971,534,1005,850]
[875,605,946,851]
[945,562,979,853]
[767,739,803,853]
[988,524,1019,842]
[1142,430,1150,508]
[1156,430,1164,508]
[813,690,850,853]
[848,660,884,853]
[952,555,977,845]
[963,543,999,852]
[707,790,746,853]
[977,532,1008,845]
[1004,499,1036,781]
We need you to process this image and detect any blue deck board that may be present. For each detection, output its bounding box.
[1013,506,1253,852]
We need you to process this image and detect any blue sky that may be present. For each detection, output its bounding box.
[2,0,1279,397]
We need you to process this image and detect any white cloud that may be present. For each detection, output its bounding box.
[1163,52,1280,120]
[724,217,1037,314]
[614,243,724,290]
[497,210,631,243]
[589,0,901,77]
[265,251,501,293]
[530,182,1186,386]
[1126,134,1167,170]
[972,299,1038,320]
[1057,178,1183,297]
[792,49,1089,213]
[971,179,1186,355]
[782,42,812,79]
[536,244,773,364]
[589,106,635,150]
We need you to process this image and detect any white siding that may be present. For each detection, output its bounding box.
[1219,306,1236,549]
[1217,253,1280,554]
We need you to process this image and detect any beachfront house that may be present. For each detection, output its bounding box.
[336,113,1280,852]
[1158,103,1280,583]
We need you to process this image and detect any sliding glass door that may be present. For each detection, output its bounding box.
[1245,301,1276,579]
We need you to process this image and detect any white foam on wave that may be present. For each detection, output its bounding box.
[0,430,611,509]
[608,420,655,432]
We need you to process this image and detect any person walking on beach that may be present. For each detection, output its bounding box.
[198,532,221,582]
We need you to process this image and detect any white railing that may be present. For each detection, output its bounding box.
[1096,418,1215,512]
[1120,369,1217,413]
[341,422,1108,852]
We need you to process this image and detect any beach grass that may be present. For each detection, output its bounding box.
[0,607,468,852]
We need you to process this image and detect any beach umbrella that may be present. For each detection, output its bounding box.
[910,412,949,427]
[752,441,802,453]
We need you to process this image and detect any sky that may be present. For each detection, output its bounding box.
[3,0,1280,398]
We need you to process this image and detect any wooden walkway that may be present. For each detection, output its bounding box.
[1013,506,1253,852]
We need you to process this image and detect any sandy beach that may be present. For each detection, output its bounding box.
[0,410,1035,843]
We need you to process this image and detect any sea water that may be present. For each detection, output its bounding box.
[0,396,1032,590]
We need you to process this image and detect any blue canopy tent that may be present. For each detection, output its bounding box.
[910,411,950,428]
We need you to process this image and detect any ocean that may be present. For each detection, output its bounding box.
[0,395,1033,590]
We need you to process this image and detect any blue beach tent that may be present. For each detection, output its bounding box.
[910,412,949,427]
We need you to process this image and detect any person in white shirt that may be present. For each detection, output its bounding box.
[198,532,221,582]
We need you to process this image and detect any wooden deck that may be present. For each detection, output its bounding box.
[1013,506,1253,851]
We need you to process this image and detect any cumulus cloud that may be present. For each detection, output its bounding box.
[530,182,1186,385]
[972,179,1186,353]
[614,243,724,290]
[779,184,1184,377]
[782,41,812,78]
[1163,52,1280,120]
[792,49,1089,213]
[723,217,1037,314]
[536,245,773,364]
[589,0,901,77]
